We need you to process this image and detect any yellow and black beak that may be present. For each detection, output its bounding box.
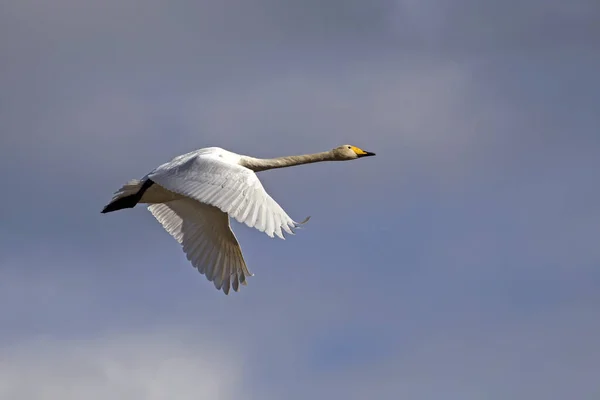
[358,150,376,158]
[351,146,376,158]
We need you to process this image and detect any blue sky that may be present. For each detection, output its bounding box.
[1,0,599,399]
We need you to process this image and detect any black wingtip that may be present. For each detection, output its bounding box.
[101,179,155,214]
[100,195,138,214]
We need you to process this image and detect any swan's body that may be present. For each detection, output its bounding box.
[101,145,375,294]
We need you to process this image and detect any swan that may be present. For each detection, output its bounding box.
[101,144,376,294]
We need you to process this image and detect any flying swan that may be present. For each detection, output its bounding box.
[101,144,376,294]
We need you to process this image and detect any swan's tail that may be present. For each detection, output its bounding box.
[101,179,153,213]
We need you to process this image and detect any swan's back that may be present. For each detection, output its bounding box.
[147,147,243,178]
[191,147,242,164]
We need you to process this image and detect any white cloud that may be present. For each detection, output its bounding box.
[0,330,243,400]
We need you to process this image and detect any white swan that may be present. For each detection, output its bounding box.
[101,144,376,294]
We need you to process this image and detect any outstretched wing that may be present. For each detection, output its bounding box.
[148,198,251,294]
[147,152,306,239]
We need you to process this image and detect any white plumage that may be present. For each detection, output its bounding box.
[148,148,300,238]
[102,144,375,294]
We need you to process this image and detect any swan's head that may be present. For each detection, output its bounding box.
[332,144,376,160]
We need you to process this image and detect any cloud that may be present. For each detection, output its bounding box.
[3,261,598,400]
[297,305,600,400]
[0,330,243,400]
[1,58,497,192]
[390,0,600,53]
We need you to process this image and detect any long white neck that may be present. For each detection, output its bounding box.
[240,151,336,172]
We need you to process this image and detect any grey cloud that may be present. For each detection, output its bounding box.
[289,305,600,400]
[391,0,600,54]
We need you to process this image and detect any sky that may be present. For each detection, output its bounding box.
[1,0,599,399]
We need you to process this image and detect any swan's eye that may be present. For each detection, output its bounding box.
[347,146,351,149]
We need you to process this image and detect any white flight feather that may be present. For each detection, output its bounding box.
[148,199,250,294]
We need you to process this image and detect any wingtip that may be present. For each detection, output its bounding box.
[293,216,311,230]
